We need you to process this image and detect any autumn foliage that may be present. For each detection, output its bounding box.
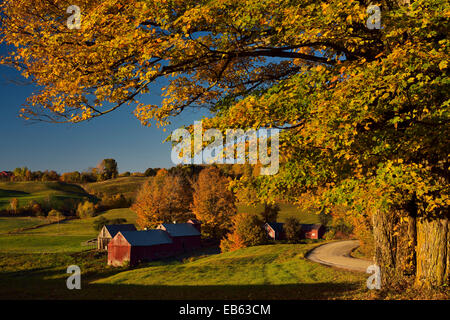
[220,212,267,252]
[133,169,193,229]
[1,0,448,288]
[192,167,236,239]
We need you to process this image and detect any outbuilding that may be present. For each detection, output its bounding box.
[264,222,325,240]
[264,222,285,240]
[107,230,175,266]
[157,223,202,252]
[97,224,137,250]
[300,224,326,239]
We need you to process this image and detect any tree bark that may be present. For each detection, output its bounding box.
[372,209,399,286]
[415,217,449,287]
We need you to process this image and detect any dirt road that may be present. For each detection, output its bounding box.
[306,240,373,272]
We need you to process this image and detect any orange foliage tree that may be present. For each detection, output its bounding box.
[133,169,193,229]
[220,212,267,252]
[192,167,236,240]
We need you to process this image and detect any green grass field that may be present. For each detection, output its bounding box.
[0,181,94,210]
[81,176,148,200]
[0,216,46,234]
[0,208,136,253]
[0,244,367,300]
[237,203,320,224]
[0,185,368,300]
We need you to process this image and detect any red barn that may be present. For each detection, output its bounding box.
[97,224,137,250]
[157,223,202,252]
[187,219,202,233]
[265,222,325,240]
[264,222,285,240]
[300,224,326,239]
[0,171,13,180]
[107,230,175,266]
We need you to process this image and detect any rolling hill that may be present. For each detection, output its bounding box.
[81,176,148,200]
[0,181,95,210]
[93,243,366,299]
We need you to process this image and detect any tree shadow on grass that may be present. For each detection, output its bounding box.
[0,268,363,300]
[0,189,30,198]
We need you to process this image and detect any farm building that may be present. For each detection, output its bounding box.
[107,230,175,266]
[0,171,13,180]
[300,224,326,240]
[97,224,137,250]
[265,222,285,240]
[157,222,202,252]
[265,222,326,240]
[187,219,202,232]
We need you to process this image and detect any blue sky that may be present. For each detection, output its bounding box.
[0,45,208,174]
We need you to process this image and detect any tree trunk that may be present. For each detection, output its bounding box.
[372,209,399,286]
[404,195,418,275]
[415,217,449,287]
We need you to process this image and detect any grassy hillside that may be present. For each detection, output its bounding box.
[0,208,137,253]
[94,243,366,299]
[0,181,94,210]
[0,216,45,234]
[82,176,148,200]
[0,243,367,300]
[237,203,320,224]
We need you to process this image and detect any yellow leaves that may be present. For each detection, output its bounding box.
[315,65,325,72]
[346,15,353,24]
[438,60,448,70]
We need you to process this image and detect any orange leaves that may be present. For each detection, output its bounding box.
[192,167,237,239]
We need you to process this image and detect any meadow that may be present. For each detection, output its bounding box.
[0,243,367,300]
[0,208,135,253]
[0,181,367,300]
[0,181,94,210]
[81,176,148,200]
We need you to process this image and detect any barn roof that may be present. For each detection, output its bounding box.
[159,223,201,237]
[104,224,137,238]
[119,230,173,246]
[300,224,323,231]
[266,222,284,234]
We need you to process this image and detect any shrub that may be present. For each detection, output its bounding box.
[284,217,303,243]
[220,212,267,252]
[323,229,336,241]
[77,201,96,219]
[9,198,19,214]
[26,201,44,217]
[48,209,64,221]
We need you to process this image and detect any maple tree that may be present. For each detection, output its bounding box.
[133,169,193,228]
[192,166,237,239]
[1,0,448,288]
